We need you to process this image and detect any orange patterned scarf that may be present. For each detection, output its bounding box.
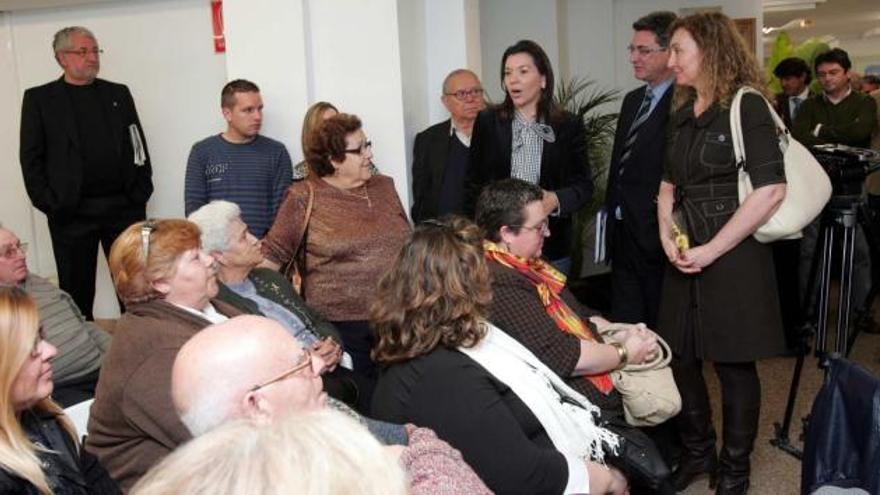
[484,241,613,394]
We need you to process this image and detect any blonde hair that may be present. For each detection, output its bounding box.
[132,409,408,495]
[108,219,202,304]
[0,287,75,495]
[669,12,770,110]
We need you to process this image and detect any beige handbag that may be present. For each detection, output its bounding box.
[600,324,682,427]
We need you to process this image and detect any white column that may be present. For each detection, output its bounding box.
[424,0,482,123]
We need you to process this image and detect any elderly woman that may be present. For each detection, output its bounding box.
[371,217,629,495]
[465,39,592,272]
[263,113,410,378]
[188,200,368,410]
[657,13,787,494]
[85,219,241,491]
[0,287,118,494]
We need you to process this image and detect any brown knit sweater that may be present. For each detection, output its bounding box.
[263,174,411,321]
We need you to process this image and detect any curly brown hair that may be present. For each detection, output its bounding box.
[669,12,770,110]
[304,113,361,177]
[370,216,491,365]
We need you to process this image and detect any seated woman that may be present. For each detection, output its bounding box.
[0,287,118,494]
[371,217,628,495]
[188,200,367,411]
[262,113,410,379]
[85,219,242,491]
[475,178,673,491]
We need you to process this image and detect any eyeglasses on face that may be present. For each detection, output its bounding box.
[445,88,484,101]
[627,45,666,57]
[63,47,103,58]
[513,220,549,235]
[250,349,316,392]
[344,141,373,156]
[0,242,28,259]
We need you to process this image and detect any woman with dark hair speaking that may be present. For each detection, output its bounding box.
[657,13,787,494]
[465,39,592,272]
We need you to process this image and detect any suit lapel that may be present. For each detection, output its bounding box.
[429,120,452,191]
[495,112,513,179]
[49,78,81,150]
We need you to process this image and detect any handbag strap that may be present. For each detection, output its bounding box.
[599,324,673,371]
[729,86,790,170]
[282,180,315,278]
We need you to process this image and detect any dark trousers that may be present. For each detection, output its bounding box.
[48,203,144,321]
[331,320,377,413]
[610,220,665,328]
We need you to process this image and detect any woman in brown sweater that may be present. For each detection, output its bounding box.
[263,114,410,382]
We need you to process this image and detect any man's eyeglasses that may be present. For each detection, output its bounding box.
[250,349,316,392]
[513,220,549,235]
[344,141,372,156]
[63,47,103,58]
[627,45,667,57]
[444,88,484,101]
[0,242,28,259]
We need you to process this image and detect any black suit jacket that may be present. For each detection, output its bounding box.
[19,77,153,217]
[465,107,593,260]
[410,119,452,222]
[773,91,814,131]
[605,85,673,259]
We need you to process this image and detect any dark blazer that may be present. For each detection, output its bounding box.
[605,85,673,259]
[214,267,341,343]
[773,90,815,130]
[411,119,452,222]
[465,107,593,260]
[19,77,153,217]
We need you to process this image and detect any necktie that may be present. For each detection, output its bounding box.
[618,88,654,168]
[791,97,802,120]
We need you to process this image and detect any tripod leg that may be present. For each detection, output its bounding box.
[816,220,835,359]
[837,212,856,356]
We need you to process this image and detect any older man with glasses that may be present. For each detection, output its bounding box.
[410,68,486,222]
[20,26,153,322]
[0,224,110,407]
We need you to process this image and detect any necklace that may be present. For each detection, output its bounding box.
[340,184,372,207]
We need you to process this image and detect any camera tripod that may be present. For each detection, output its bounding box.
[769,194,874,459]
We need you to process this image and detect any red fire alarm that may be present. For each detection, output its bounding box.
[211,0,225,53]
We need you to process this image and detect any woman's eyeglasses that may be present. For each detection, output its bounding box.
[344,141,373,156]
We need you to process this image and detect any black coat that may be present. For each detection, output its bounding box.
[410,119,452,223]
[19,77,153,218]
[605,85,673,260]
[465,107,593,261]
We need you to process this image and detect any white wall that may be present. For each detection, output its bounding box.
[2,0,227,317]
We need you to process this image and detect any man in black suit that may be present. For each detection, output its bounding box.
[410,69,484,222]
[773,57,813,130]
[605,11,676,329]
[20,26,152,320]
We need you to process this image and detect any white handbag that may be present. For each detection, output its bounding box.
[730,87,832,243]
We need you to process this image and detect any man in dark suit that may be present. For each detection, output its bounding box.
[773,57,813,130]
[410,69,484,222]
[605,11,676,329]
[20,26,152,320]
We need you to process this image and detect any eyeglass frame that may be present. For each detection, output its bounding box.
[626,45,667,57]
[443,88,485,101]
[141,220,156,264]
[344,141,372,156]
[250,349,316,392]
[511,219,550,235]
[62,47,104,58]
[0,241,28,259]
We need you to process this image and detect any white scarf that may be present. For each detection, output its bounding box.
[460,323,619,493]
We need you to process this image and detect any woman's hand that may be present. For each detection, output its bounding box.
[621,327,659,365]
[587,462,629,495]
[541,189,560,216]
[660,232,682,264]
[312,337,342,372]
[673,244,721,273]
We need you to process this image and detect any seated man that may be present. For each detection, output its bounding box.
[171,315,491,494]
[0,223,109,407]
[187,200,364,410]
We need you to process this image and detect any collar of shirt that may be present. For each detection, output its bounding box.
[795,87,810,101]
[645,77,675,115]
[173,301,229,324]
[448,120,472,147]
[824,86,852,106]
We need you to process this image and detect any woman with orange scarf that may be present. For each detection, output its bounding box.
[475,178,674,493]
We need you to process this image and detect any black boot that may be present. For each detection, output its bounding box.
[715,401,760,495]
[670,408,718,491]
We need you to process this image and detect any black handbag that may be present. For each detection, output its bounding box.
[601,413,673,493]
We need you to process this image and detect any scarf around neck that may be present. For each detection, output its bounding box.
[484,240,614,394]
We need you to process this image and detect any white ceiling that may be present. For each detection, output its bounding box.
[763,0,880,47]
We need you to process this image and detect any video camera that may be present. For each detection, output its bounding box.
[811,144,880,197]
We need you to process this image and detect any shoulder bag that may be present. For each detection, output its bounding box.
[730,86,832,243]
[282,180,314,294]
[600,323,681,427]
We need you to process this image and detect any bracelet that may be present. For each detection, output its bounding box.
[609,342,628,369]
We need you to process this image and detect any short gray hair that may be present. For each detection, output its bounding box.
[187,201,242,253]
[52,26,96,53]
[442,68,479,94]
[179,383,239,437]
